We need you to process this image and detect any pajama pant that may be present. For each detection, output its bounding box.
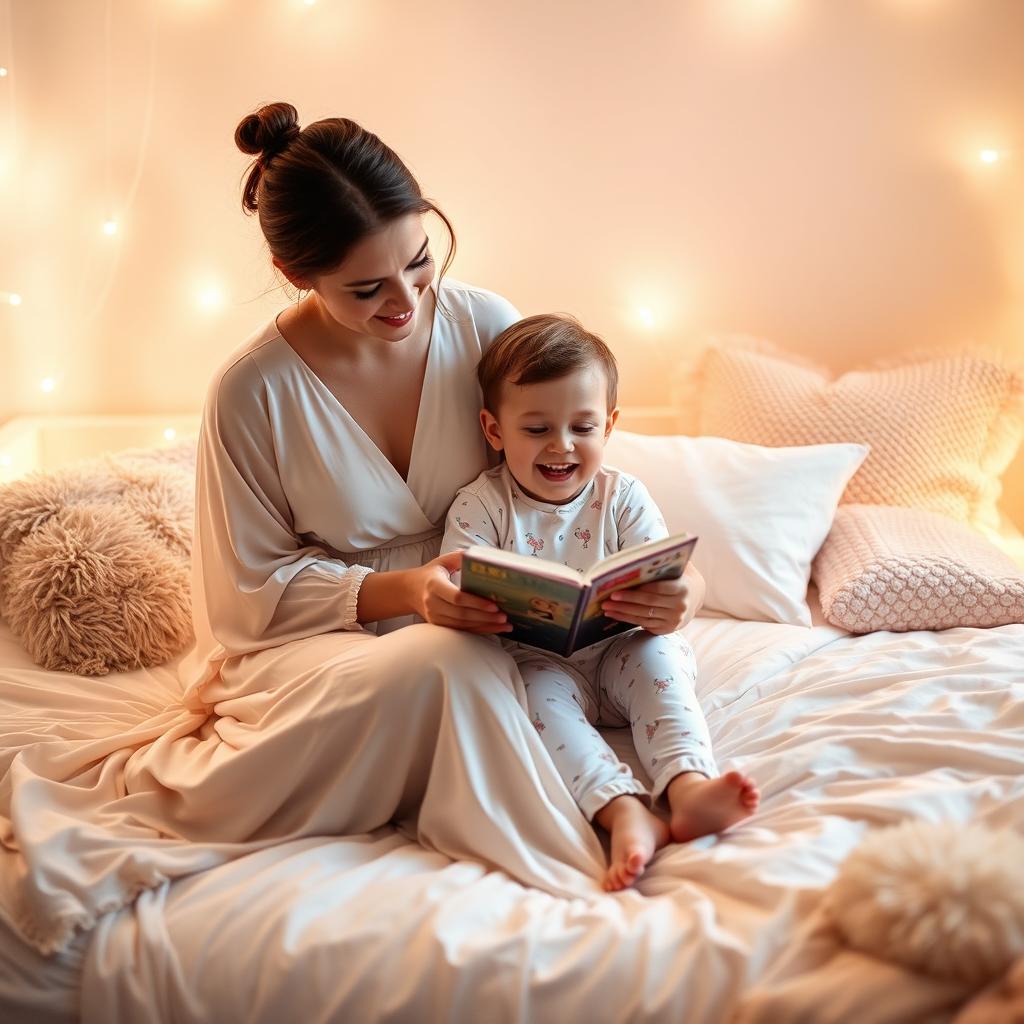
[514,630,718,821]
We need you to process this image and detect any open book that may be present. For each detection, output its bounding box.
[460,532,698,657]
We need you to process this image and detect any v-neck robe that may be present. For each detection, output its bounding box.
[182,279,507,689]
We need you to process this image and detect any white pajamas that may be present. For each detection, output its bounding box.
[442,464,718,820]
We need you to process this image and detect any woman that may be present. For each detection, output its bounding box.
[5,106,699,958]
[176,100,701,885]
[165,101,608,894]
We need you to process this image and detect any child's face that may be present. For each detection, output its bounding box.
[481,365,618,504]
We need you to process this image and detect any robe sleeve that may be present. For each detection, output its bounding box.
[467,289,522,356]
[192,354,373,658]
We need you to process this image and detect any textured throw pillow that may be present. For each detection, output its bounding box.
[0,441,197,675]
[676,340,1024,532]
[604,430,868,625]
[812,504,1024,633]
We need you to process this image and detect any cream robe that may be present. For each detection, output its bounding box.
[0,280,606,958]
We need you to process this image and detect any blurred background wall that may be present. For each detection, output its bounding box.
[1,0,1022,521]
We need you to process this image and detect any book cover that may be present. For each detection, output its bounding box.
[460,533,698,657]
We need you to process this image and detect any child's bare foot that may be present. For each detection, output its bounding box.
[666,770,760,844]
[594,794,670,892]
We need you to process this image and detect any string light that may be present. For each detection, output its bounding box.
[0,455,11,467]
[3,291,21,306]
[0,67,8,77]
[197,283,225,311]
[979,148,1001,164]
[163,427,177,441]
[637,306,656,329]
[103,219,118,235]
[39,377,56,393]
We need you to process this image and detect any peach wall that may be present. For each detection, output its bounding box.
[1,0,1022,522]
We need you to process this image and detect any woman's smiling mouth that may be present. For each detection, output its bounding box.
[376,310,414,327]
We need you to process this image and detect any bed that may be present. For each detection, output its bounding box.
[1,412,1023,1023]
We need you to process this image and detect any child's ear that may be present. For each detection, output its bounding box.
[604,407,620,441]
[480,408,505,451]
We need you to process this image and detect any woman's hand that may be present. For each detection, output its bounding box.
[408,550,513,634]
[601,564,706,635]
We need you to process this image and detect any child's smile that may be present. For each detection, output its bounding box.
[536,461,579,485]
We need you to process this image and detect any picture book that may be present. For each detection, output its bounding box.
[459,532,698,657]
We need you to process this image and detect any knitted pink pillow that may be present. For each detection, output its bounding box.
[680,341,1024,531]
[812,504,1024,633]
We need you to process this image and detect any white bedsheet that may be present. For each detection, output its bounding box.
[2,611,1023,1023]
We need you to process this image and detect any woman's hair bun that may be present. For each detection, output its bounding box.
[234,102,301,159]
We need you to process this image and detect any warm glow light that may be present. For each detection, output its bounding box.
[40,377,56,393]
[713,0,795,34]
[979,148,1001,164]
[103,219,118,235]
[304,0,316,5]
[5,292,21,306]
[163,427,177,441]
[0,455,11,467]
[196,283,225,311]
[622,281,688,335]
[0,67,8,78]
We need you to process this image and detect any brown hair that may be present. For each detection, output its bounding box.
[234,101,456,289]
[478,314,619,413]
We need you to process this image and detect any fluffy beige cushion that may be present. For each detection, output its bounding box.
[826,819,1024,987]
[813,504,1024,633]
[675,340,1024,531]
[0,441,197,675]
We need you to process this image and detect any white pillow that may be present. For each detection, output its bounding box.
[604,431,869,626]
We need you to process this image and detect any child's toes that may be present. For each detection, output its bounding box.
[604,866,623,892]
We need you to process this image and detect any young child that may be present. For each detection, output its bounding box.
[441,314,760,892]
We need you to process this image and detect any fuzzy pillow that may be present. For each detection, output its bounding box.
[674,339,1024,532]
[826,819,1024,987]
[0,441,197,675]
[812,504,1024,633]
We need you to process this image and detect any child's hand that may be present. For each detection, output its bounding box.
[602,565,706,634]
[411,550,513,634]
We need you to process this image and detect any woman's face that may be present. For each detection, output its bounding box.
[302,214,436,343]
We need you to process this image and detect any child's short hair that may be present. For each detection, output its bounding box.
[478,314,618,413]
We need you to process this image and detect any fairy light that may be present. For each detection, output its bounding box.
[40,377,56,393]
[163,427,177,441]
[0,455,11,467]
[637,306,656,328]
[979,148,1001,164]
[0,67,8,77]
[103,219,118,235]
[196,283,225,311]
[3,292,21,306]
